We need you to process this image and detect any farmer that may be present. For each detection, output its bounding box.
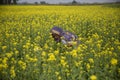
[50,26,79,47]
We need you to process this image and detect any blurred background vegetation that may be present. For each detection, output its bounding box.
[0,0,120,5]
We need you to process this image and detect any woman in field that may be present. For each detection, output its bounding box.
[50,26,79,47]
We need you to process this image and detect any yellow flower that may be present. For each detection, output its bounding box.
[2,46,7,50]
[29,57,38,62]
[86,39,93,44]
[1,64,8,69]
[97,43,101,49]
[23,42,31,49]
[110,58,118,65]
[0,64,2,71]
[13,42,17,46]
[61,56,66,60]
[25,54,38,62]
[118,68,120,74]
[18,60,26,70]
[71,49,77,57]
[10,66,16,78]
[6,52,13,58]
[60,59,67,67]
[55,71,59,75]
[34,45,39,51]
[6,33,10,37]
[58,76,62,80]
[26,42,30,46]
[92,33,99,39]
[33,69,39,73]
[11,58,16,64]
[41,51,46,56]
[118,46,120,50]
[88,58,94,63]
[86,63,90,70]
[74,61,80,67]
[25,54,30,59]
[90,75,97,80]
[2,57,8,64]
[72,41,77,45]
[54,50,59,55]
[44,44,48,49]
[47,53,56,61]
[15,50,19,55]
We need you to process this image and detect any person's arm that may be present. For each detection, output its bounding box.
[61,39,67,44]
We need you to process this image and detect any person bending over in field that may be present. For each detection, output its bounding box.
[50,26,79,47]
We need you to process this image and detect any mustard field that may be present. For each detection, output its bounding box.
[0,4,120,80]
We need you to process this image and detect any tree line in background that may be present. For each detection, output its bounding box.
[0,0,79,5]
[34,0,77,4]
[0,0,120,5]
[0,0,19,4]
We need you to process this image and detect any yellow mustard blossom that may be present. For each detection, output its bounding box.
[13,42,17,46]
[41,51,46,57]
[2,57,8,64]
[0,64,2,71]
[10,66,16,78]
[58,76,62,80]
[90,75,97,80]
[29,57,38,62]
[33,69,39,73]
[77,46,83,52]
[97,43,101,49]
[34,45,40,51]
[60,59,67,67]
[118,46,120,50]
[47,53,56,61]
[68,41,77,46]
[110,58,118,66]
[54,50,59,55]
[0,58,8,70]
[18,60,26,70]
[61,56,66,60]
[2,46,7,50]
[74,61,80,67]
[11,58,16,64]
[44,44,48,49]
[25,54,30,59]
[118,68,120,74]
[88,58,94,63]
[55,71,59,75]
[6,52,13,58]
[92,33,99,39]
[86,63,90,70]
[71,49,77,57]
[25,54,38,62]
[23,42,31,49]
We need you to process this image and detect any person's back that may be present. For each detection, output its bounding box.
[61,31,78,46]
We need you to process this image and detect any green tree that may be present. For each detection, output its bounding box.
[13,0,16,4]
[72,0,77,4]
[40,1,47,4]
[0,0,4,4]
